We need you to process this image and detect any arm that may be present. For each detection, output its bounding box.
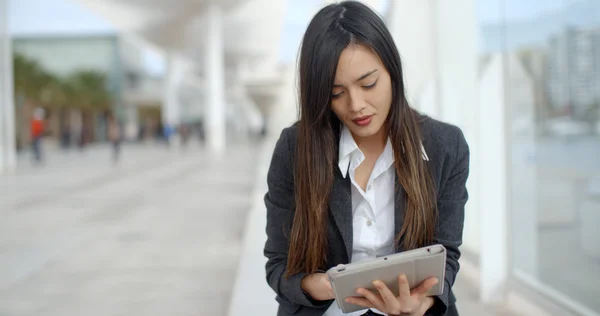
[426,128,470,315]
[263,127,331,310]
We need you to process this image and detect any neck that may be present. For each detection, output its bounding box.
[352,125,387,156]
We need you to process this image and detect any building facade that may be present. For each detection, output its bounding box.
[547,27,600,119]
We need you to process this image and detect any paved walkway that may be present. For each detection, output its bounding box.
[0,142,260,315]
[1,139,533,316]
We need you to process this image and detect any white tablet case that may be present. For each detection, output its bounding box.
[326,244,446,313]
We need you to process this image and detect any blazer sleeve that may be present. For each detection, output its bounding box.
[263,127,331,310]
[427,127,470,316]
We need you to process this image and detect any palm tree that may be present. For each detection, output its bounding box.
[63,70,113,145]
[63,70,112,110]
[13,53,51,102]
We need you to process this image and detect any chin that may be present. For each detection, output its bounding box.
[349,124,382,138]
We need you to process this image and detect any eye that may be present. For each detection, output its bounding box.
[332,91,344,99]
[363,80,377,89]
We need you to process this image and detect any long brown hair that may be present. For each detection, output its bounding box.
[286,1,437,277]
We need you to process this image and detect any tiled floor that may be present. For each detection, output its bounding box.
[0,143,259,316]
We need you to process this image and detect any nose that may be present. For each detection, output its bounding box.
[348,90,366,113]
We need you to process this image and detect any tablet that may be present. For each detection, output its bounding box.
[326,244,446,313]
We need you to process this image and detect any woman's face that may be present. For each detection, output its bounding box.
[330,44,392,140]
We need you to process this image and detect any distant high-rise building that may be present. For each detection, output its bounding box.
[546,27,600,118]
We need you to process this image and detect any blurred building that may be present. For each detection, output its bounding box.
[547,27,600,118]
[12,34,138,146]
[5,0,286,153]
[73,0,286,150]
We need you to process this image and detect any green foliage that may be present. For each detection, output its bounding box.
[13,52,112,110]
[63,70,112,110]
[13,53,51,101]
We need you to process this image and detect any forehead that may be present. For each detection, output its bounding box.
[335,44,383,81]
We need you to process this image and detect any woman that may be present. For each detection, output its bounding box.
[264,1,469,316]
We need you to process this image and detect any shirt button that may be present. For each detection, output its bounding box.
[366,220,372,227]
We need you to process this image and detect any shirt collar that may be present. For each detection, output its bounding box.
[338,125,429,178]
[338,125,395,178]
[338,126,358,178]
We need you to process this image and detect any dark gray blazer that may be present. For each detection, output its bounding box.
[264,116,469,316]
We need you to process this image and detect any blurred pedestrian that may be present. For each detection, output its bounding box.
[61,120,71,149]
[163,123,175,147]
[197,120,205,145]
[179,123,191,149]
[30,107,45,163]
[78,124,88,151]
[107,115,122,163]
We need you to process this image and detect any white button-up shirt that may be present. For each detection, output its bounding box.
[325,126,396,316]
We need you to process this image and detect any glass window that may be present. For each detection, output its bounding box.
[478,0,600,313]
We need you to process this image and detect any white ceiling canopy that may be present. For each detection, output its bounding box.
[72,0,284,67]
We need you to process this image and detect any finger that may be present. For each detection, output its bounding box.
[398,274,411,297]
[373,280,400,309]
[412,277,439,298]
[356,287,385,310]
[345,296,375,309]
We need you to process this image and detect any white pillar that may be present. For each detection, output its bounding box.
[162,54,187,128]
[506,53,538,279]
[0,0,17,173]
[205,3,226,152]
[388,0,482,257]
[479,54,510,303]
[434,0,481,257]
[386,0,441,117]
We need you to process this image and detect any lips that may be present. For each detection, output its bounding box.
[352,115,373,127]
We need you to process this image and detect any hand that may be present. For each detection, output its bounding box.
[345,274,438,316]
[301,273,334,301]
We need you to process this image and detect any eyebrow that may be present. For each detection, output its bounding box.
[333,69,378,87]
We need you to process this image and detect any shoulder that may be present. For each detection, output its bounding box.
[418,115,469,164]
[269,122,300,172]
[279,122,299,144]
[273,122,299,155]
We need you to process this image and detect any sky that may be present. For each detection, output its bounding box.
[8,0,115,35]
[8,0,588,35]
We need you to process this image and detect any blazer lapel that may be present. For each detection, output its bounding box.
[330,171,353,262]
[394,173,406,252]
